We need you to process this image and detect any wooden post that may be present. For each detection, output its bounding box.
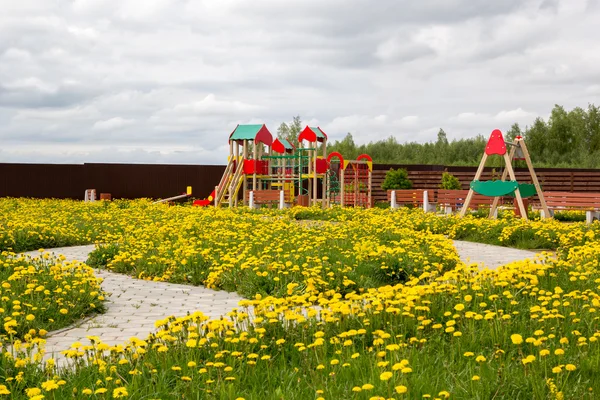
[313,141,318,206]
[340,168,345,207]
[504,152,528,220]
[488,142,517,218]
[252,141,257,192]
[459,153,488,217]
[322,141,327,208]
[519,138,551,219]
[234,142,240,207]
[243,141,248,206]
[367,167,372,208]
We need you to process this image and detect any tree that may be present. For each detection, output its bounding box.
[329,133,358,159]
[289,115,302,143]
[506,123,522,142]
[277,115,303,143]
[436,129,449,146]
[381,168,413,190]
[277,122,289,140]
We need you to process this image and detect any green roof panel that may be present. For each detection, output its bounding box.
[229,124,264,141]
[280,138,294,150]
[310,127,326,139]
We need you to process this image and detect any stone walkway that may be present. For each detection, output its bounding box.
[452,240,538,270]
[23,240,537,365]
[22,246,244,365]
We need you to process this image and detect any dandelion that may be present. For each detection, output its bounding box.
[522,355,536,365]
[510,334,523,345]
[113,387,128,398]
[552,366,562,374]
[380,371,393,381]
[395,385,408,394]
[41,380,59,392]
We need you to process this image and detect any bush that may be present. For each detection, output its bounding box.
[381,168,412,190]
[440,171,462,190]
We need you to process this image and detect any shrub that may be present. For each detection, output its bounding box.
[440,171,462,190]
[381,168,412,190]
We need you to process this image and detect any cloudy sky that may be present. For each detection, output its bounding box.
[1,0,599,164]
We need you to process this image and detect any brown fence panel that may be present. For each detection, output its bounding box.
[0,163,225,200]
[83,163,225,199]
[0,163,85,199]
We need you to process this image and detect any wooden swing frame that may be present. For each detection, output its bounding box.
[459,136,550,221]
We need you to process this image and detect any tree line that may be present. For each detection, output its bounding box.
[278,104,600,168]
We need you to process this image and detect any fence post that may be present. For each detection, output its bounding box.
[423,190,429,212]
[279,190,285,210]
[249,191,255,209]
[391,190,397,209]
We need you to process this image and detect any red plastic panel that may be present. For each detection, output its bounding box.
[257,160,269,175]
[244,159,255,174]
[272,139,285,154]
[485,129,506,155]
[316,158,328,174]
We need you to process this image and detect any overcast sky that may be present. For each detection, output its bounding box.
[1,0,599,164]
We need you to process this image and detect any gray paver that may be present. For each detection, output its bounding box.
[21,245,245,366]
[452,240,538,270]
[21,240,537,367]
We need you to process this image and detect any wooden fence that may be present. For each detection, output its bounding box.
[371,165,600,204]
[1,162,599,202]
[0,163,225,200]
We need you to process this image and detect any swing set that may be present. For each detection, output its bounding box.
[459,129,550,221]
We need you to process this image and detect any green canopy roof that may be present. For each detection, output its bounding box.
[279,138,294,150]
[229,124,273,145]
[310,127,326,139]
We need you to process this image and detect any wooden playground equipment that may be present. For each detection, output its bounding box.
[458,129,550,221]
[195,124,372,208]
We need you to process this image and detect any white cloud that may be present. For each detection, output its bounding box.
[93,117,135,131]
[0,0,599,163]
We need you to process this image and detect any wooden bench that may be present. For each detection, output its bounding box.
[246,190,291,208]
[541,191,600,223]
[387,189,435,212]
[437,190,496,214]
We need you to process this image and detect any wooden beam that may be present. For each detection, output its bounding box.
[519,138,551,219]
[488,140,517,218]
[504,152,528,220]
[459,153,488,217]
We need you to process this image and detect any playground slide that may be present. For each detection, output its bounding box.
[193,190,215,207]
[193,165,244,207]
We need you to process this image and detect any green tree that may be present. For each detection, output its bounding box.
[382,168,413,190]
[506,123,522,142]
[330,133,358,159]
[277,115,303,143]
[277,122,289,140]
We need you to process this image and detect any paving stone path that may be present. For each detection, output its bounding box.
[452,240,538,270]
[23,240,537,365]
[22,246,244,365]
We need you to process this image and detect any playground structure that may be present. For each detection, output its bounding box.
[195,124,372,208]
[459,129,550,221]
